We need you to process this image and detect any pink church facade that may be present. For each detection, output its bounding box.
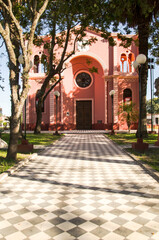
[25,29,139,131]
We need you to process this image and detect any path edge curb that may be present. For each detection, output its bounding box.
[0,135,65,183]
[104,134,159,183]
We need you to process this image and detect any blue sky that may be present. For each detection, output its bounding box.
[0,45,10,116]
[0,43,159,116]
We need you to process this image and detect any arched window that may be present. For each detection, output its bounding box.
[123,88,132,104]
[41,54,47,73]
[128,53,135,72]
[34,55,40,73]
[120,53,127,72]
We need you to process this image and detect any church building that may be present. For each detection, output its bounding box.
[25,29,139,131]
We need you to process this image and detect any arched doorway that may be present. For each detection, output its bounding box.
[70,55,105,130]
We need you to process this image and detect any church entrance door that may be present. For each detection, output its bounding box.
[76,100,92,130]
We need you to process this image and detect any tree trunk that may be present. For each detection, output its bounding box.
[34,97,43,134]
[1,1,49,159]
[7,114,20,160]
[33,72,55,134]
[136,19,149,138]
[6,66,29,160]
[127,113,131,131]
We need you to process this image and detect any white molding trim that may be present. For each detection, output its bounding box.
[105,81,107,124]
[66,52,107,72]
[49,91,54,124]
[113,44,118,73]
[74,70,93,90]
[26,96,29,124]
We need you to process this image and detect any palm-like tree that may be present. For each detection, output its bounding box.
[118,102,138,132]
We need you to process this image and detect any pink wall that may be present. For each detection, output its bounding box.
[26,29,139,130]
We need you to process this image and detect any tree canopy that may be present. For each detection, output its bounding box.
[32,0,110,133]
[105,0,159,137]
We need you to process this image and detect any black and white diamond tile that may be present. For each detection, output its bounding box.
[0,134,159,239]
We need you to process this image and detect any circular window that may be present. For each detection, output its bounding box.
[75,72,92,88]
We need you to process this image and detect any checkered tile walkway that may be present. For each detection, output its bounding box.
[0,134,159,240]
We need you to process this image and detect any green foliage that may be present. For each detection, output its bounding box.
[117,33,133,48]
[3,122,7,127]
[146,98,159,114]
[0,128,4,138]
[150,16,159,58]
[33,36,44,47]
[107,0,159,28]
[89,66,98,73]
[100,0,159,54]
[32,0,100,74]
[118,102,138,131]
[86,59,92,66]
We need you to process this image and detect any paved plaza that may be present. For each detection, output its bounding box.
[0,134,159,240]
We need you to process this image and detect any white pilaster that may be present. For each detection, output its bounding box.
[26,97,29,124]
[61,82,63,124]
[49,91,54,123]
[105,80,107,124]
[113,39,118,73]
[113,77,118,123]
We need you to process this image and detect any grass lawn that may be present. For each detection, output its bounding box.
[0,133,62,174]
[106,133,158,145]
[127,148,159,172]
[106,133,159,172]
[0,150,33,174]
[1,133,62,145]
